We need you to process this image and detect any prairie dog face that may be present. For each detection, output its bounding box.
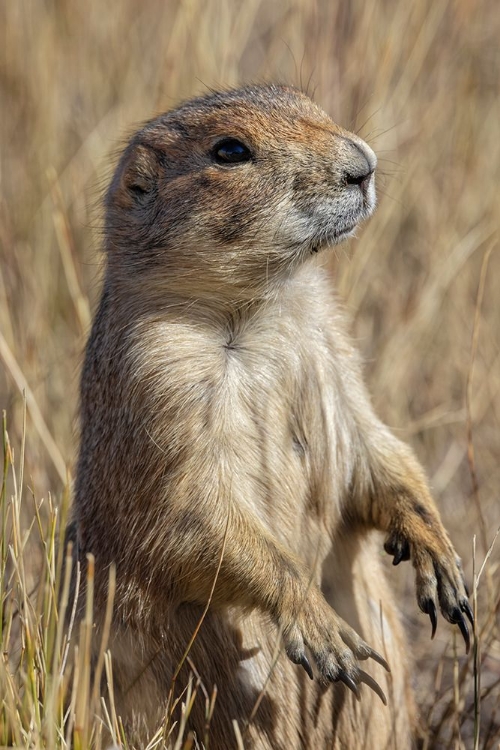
[105,85,376,301]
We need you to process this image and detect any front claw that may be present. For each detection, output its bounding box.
[287,646,314,680]
[298,653,314,680]
[327,666,387,705]
[461,599,474,628]
[456,616,470,654]
[435,562,474,653]
[420,597,438,639]
[336,671,361,701]
[359,670,388,706]
[384,533,411,566]
[358,645,391,673]
[284,606,390,705]
[447,603,473,654]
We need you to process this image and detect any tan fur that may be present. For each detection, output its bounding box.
[70,84,471,749]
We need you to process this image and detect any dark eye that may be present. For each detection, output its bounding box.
[212,138,253,165]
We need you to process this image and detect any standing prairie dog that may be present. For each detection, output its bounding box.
[70,84,472,748]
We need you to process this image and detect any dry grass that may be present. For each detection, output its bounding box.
[0,0,499,747]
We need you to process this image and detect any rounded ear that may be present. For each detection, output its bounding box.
[120,143,161,202]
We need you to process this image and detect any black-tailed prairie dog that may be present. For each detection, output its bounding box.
[69,84,472,748]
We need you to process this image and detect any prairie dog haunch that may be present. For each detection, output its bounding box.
[70,84,472,749]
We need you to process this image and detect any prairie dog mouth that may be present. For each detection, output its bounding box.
[308,207,368,253]
[310,225,357,253]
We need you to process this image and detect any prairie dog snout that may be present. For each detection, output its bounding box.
[342,136,377,198]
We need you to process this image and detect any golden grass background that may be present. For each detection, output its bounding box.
[0,0,499,747]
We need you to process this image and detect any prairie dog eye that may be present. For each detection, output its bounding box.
[212,138,253,165]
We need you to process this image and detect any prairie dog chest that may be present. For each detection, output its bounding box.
[214,310,333,536]
[213,301,352,553]
[215,295,335,440]
[138,289,348,469]
[124,287,356,568]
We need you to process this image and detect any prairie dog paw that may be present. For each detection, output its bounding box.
[281,592,390,704]
[384,524,473,651]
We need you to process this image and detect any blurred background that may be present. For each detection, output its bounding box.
[0,0,499,747]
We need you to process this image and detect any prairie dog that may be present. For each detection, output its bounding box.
[71,84,472,748]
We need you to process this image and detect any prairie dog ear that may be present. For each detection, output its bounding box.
[120,143,161,201]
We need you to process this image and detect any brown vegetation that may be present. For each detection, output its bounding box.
[0,0,499,748]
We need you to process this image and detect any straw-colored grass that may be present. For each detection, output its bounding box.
[1,0,499,747]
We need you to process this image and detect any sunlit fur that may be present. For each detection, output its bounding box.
[70,85,470,749]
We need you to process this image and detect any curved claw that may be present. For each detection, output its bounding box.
[362,646,390,673]
[384,537,411,566]
[456,616,470,654]
[288,651,314,680]
[393,541,411,566]
[392,548,404,566]
[299,654,314,680]
[422,599,437,639]
[358,669,388,706]
[337,671,361,701]
[461,600,474,628]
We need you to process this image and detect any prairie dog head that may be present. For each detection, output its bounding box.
[106,84,376,302]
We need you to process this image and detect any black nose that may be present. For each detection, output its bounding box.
[345,168,373,196]
[344,143,374,197]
